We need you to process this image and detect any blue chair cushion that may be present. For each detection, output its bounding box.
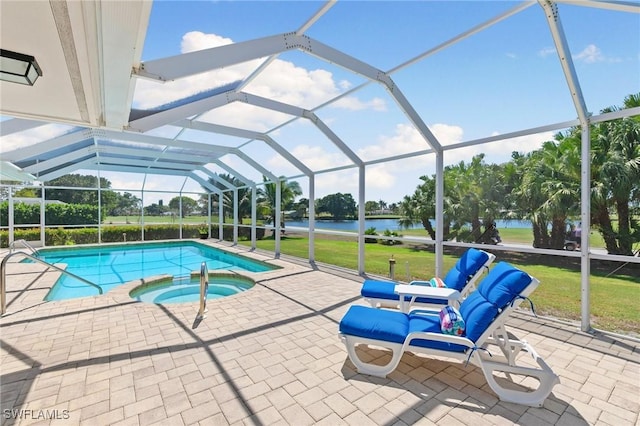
[459,262,532,342]
[340,305,408,344]
[360,249,490,304]
[409,313,468,352]
[477,261,532,308]
[442,248,490,291]
[458,291,499,342]
[360,279,447,305]
[361,279,404,302]
[339,305,467,353]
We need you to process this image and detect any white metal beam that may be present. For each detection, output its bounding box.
[2,129,92,161]
[127,92,232,133]
[289,37,443,150]
[177,119,314,176]
[186,172,221,194]
[233,150,278,182]
[99,129,232,156]
[135,33,291,81]
[38,158,97,181]
[555,0,640,13]
[261,135,313,176]
[212,160,255,187]
[538,0,589,124]
[237,0,337,91]
[97,157,199,171]
[242,92,306,117]
[195,166,237,190]
[134,33,442,151]
[0,118,48,136]
[23,147,95,175]
[94,145,208,164]
[304,111,363,166]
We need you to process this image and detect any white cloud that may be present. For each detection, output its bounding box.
[332,96,387,111]
[573,44,604,63]
[288,144,352,171]
[133,31,383,119]
[444,131,554,166]
[358,122,463,163]
[538,47,556,58]
[0,124,74,155]
[338,80,353,90]
[180,31,233,52]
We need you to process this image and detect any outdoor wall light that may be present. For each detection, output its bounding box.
[0,49,43,86]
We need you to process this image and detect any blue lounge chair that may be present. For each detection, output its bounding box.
[361,248,495,310]
[340,262,559,407]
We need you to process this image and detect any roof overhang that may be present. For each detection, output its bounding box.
[0,0,151,129]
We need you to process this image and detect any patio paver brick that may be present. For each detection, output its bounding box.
[1,244,638,426]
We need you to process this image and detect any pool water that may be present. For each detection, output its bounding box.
[130,276,254,304]
[34,241,276,301]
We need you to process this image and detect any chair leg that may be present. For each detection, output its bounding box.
[343,335,404,378]
[474,341,559,407]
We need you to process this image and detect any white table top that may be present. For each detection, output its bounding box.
[394,284,460,300]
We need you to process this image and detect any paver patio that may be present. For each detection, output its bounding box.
[1,242,638,425]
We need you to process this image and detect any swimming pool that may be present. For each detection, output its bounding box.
[34,241,277,301]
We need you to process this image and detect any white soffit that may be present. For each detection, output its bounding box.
[0,0,150,129]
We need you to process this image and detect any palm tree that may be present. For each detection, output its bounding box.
[512,139,581,248]
[201,173,252,220]
[257,176,302,224]
[444,154,506,243]
[398,175,438,240]
[591,94,640,254]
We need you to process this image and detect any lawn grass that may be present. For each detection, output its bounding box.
[239,234,639,335]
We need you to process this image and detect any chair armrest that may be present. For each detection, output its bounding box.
[394,285,460,300]
[405,331,475,349]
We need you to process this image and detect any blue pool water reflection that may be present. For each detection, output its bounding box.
[34,241,277,301]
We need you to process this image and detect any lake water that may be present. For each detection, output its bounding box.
[284,218,532,232]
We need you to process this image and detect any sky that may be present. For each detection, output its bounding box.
[2,1,639,207]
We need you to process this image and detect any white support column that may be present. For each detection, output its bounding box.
[141,174,146,241]
[540,0,592,331]
[179,194,183,240]
[207,193,212,238]
[308,175,315,263]
[141,190,145,241]
[40,185,45,246]
[218,193,224,240]
[275,180,281,258]
[233,188,239,244]
[8,188,14,244]
[435,150,445,277]
[97,173,102,244]
[358,165,366,275]
[580,125,592,332]
[251,185,257,249]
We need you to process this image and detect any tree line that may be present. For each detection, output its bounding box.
[398,94,639,255]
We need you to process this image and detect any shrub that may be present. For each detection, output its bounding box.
[0,223,266,247]
[0,201,100,226]
[380,229,403,245]
[364,227,378,244]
